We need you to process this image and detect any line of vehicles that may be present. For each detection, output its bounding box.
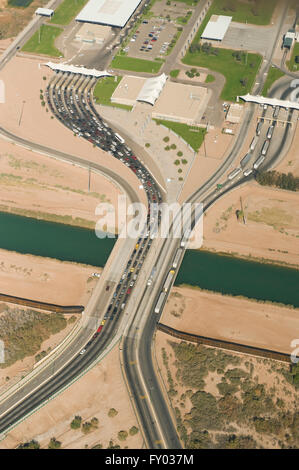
[226,106,280,182]
[154,247,184,314]
[46,71,164,356]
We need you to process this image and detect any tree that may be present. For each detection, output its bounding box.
[48,437,61,449]
[70,415,82,429]
[18,440,40,449]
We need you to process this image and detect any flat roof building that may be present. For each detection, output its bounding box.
[111,75,145,107]
[201,15,232,41]
[152,81,210,126]
[75,23,111,44]
[35,8,54,17]
[76,0,142,28]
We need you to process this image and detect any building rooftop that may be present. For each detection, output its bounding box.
[76,0,142,28]
[201,15,232,41]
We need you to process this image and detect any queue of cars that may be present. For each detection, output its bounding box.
[46,71,163,358]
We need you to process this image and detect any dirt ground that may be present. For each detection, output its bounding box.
[161,286,299,354]
[0,0,49,40]
[0,139,122,229]
[155,331,299,449]
[276,120,299,177]
[0,310,80,395]
[0,56,147,208]
[0,345,143,449]
[200,182,299,267]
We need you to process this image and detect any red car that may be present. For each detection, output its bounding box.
[127,288,132,295]
[97,325,103,333]
[131,155,137,160]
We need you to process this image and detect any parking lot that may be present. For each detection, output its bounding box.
[221,22,276,57]
[125,18,178,60]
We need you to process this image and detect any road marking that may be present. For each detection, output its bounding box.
[140,395,147,399]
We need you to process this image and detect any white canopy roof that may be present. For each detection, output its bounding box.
[240,93,299,111]
[137,73,168,106]
[76,0,142,28]
[45,62,112,78]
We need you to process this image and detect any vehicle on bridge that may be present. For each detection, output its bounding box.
[172,248,183,269]
[163,270,175,293]
[261,140,270,156]
[155,292,166,314]
[228,168,241,180]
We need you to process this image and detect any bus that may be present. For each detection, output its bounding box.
[155,292,166,314]
[253,155,265,170]
[228,168,242,180]
[163,270,175,293]
[115,132,125,144]
[267,125,274,140]
[261,140,270,156]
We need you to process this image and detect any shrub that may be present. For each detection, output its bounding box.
[129,426,139,436]
[70,415,82,429]
[174,159,180,165]
[108,408,118,418]
[177,151,183,157]
[118,430,128,441]
[181,159,188,164]
[48,437,61,449]
[145,143,150,148]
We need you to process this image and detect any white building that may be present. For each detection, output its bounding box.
[35,8,54,17]
[201,15,232,41]
[76,0,142,28]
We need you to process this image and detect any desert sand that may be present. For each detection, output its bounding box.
[161,286,299,354]
[0,56,147,208]
[201,182,299,266]
[0,139,122,229]
[0,345,143,449]
[0,248,99,306]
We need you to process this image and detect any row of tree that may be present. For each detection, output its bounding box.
[256,170,299,192]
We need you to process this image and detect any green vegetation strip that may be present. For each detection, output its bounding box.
[183,47,262,102]
[93,76,132,111]
[8,0,32,6]
[154,119,206,152]
[111,56,162,74]
[261,67,285,96]
[50,0,89,25]
[287,42,299,72]
[22,25,63,57]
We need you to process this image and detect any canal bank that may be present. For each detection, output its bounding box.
[0,211,298,308]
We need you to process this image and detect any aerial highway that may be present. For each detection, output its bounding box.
[0,0,295,449]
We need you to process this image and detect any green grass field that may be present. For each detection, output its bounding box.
[154,119,206,152]
[287,43,299,72]
[93,76,132,111]
[170,69,180,78]
[22,25,63,57]
[261,67,285,96]
[183,48,262,102]
[111,56,162,73]
[50,0,88,25]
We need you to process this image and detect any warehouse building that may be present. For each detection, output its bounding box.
[201,15,232,41]
[76,0,142,28]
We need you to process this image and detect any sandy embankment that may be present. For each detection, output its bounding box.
[201,182,299,266]
[0,345,143,449]
[161,286,299,354]
[0,139,122,229]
